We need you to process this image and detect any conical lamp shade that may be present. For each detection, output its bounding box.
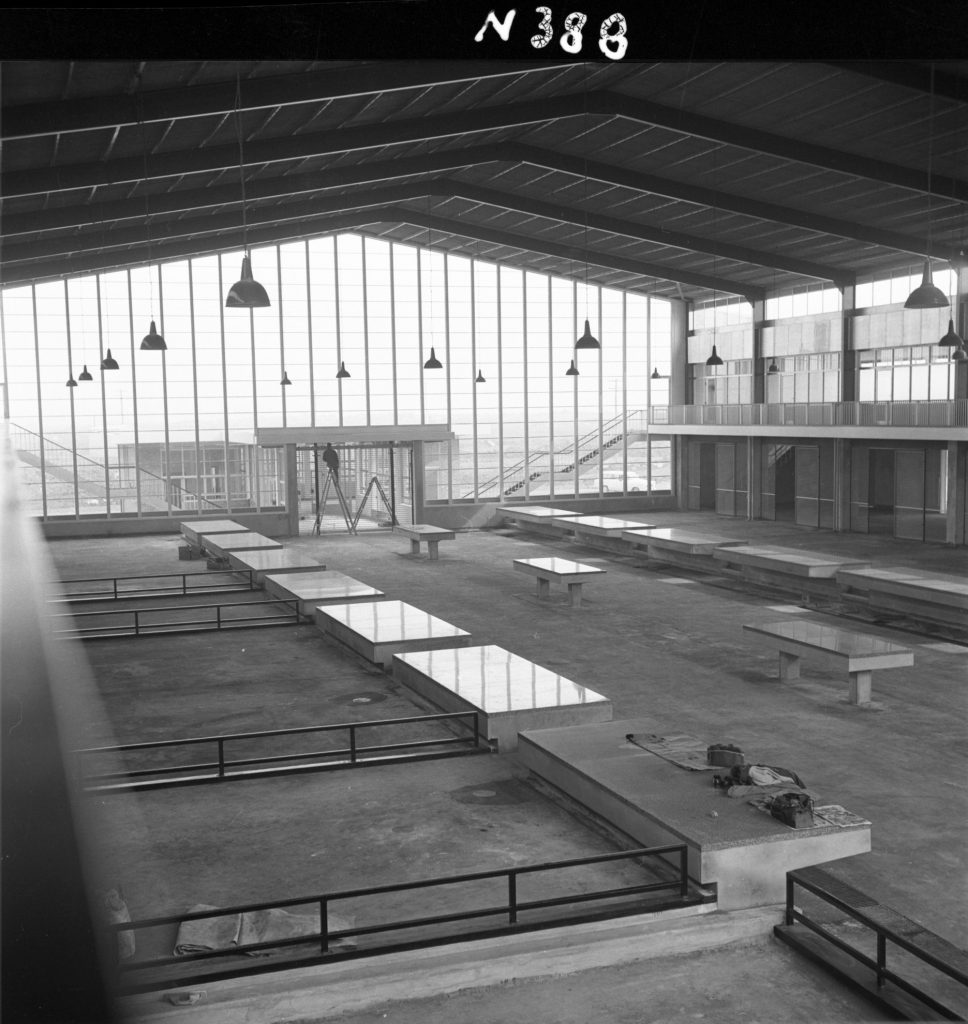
[280,371,292,386]
[938,319,964,348]
[101,348,120,371]
[651,367,661,379]
[575,319,600,349]
[66,375,77,387]
[767,360,779,373]
[225,255,271,308]
[475,370,486,383]
[78,365,93,382]
[423,347,443,370]
[565,358,579,376]
[336,361,351,379]
[952,346,968,362]
[904,260,949,309]
[705,344,723,367]
[140,319,167,351]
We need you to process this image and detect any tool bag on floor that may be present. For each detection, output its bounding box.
[729,763,806,789]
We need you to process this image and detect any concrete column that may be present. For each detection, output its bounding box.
[748,437,762,521]
[749,298,765,405]
[833,438,851,534]
[411,441,426,522]
[840,284,857,403]
[284,443,299,537]
[947,441,966,546]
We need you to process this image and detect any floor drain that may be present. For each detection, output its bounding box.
[351,697,372,704]
[330,691,388,706]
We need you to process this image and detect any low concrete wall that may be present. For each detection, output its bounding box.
[40,511,292,540]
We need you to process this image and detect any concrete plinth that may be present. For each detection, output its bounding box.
[518,719,871,911]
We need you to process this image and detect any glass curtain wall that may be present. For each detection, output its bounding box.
[0,234,671,519]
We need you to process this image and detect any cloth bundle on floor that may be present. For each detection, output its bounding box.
[174,904,355,957]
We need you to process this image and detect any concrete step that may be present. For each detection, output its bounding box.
[122,902,783,1024]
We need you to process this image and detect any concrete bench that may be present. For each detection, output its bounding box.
[743,619,914,705]
[513,556,606,607]
[393,644,612,751]
[394,524,455,560]
[498,506,583,537]
[201,532,283,559]
[836,567,968,629]
[568,515,656,543]
[179,519,249,556]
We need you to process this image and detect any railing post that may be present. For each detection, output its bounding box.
[216,604,222,631]
[508,871,517,924]
[876,932,886,989]
[349,725,357,765]
[133,610,139,636]
[319,898,329,954]
[679,846,688,898]
[785,873,795,926]
[217,739,225,778]
[113,577,118,601]
[182,573,187,596]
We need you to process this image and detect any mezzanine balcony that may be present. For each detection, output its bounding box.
[650,399,968,438]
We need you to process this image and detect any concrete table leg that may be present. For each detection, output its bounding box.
[849,670,872,705]
[568,582,583,607]
[778,651,800,681]
[536,578,550,600]
[410,539,421,555]
[428,541,439,561]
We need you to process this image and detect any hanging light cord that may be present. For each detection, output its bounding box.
[235,71,249,256]
[137,83,156,317]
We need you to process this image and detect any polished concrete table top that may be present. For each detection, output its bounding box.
[623,527,750,554]
[567,515,657,537]
[227,548,324,584]
[394,524,456,539]
[513,556,607,581]
[393,644,612,751]
[394,644,609,714]
[498,506,581,519]
[203,532,283,556]
[315,599,471,667]
[180,519,248,546]
[714,544,869,577]
[743,619,914,662]
[266,570,385,616]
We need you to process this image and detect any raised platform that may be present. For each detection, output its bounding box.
[228,549,325,585]
[623,528,749,571]
[315,599,472,668]
[498,506,582,537]
[712,545,869,579]
[392,644,612,751]
[202,532,284,558]
[836,566,968,630]
[179,519,248,547]
[518,718,871,911]
[567,515,656,540]
[265,571,385,616]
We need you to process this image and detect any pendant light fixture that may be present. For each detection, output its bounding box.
[767,359,779,374]
[101,349,120,371]
[225,68,270,308]
[66,375,77,388]
[565,358,579,376]
[905,64,949,311]
[651,367,662,380]
[575,85,600,352]
[423,347,443,370]
[422,190,443,370]
[575,319,600,350]
[65,283,78,387]
[705,343,723,367]
[140,320,167,351]
[280,370,292,386]
[78,365,93,382]
[136,83,167,351]
[475,369,486,383]
[938,318,964,349]
[336,361,351,379]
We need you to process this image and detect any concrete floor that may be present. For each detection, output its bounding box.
[46,509,968,1022]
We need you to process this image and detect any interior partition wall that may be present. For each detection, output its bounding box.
[0,234,672,522]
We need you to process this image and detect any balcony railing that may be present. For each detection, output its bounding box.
[651,399,968,429]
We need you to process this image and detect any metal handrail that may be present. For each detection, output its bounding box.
[49,596,304,639]
[782,870,968,1021]
[50,569,256,603]
[109,843,692,993]
[75,712,485,790]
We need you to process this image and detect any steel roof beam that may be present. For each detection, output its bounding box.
[1,178,848,286]
[1,203,760,299]
[1,60,574,140]
[6,90,965,202]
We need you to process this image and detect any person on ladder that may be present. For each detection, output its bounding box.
[322,442,340,481]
